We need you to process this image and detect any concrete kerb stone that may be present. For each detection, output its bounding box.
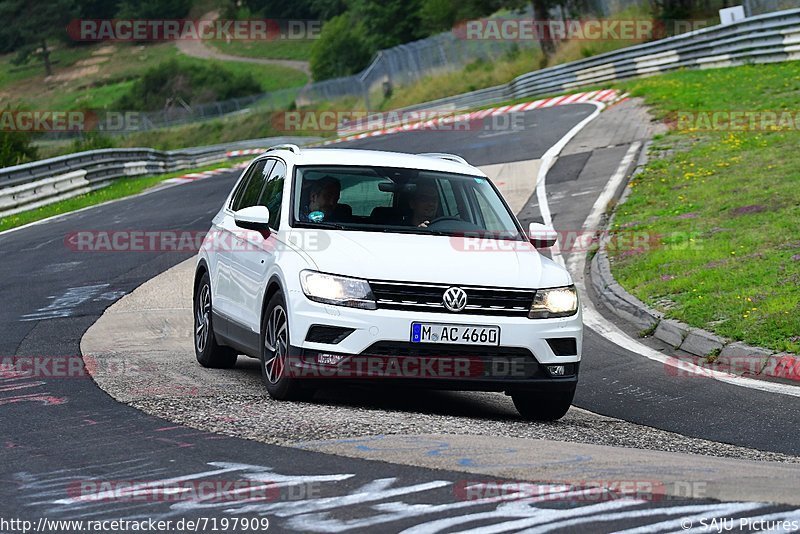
[584,132,799,382]
[762,353,800,381]
[719,342,773,374]
[590,222,660,333]
[654,319,688,349]
[680,328,726,359]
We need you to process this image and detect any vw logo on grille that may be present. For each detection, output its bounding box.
[442,287,468,312]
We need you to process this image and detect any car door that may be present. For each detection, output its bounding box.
[213,158,273,324]
[228,158,286,334]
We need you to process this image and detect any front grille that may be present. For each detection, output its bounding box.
[361,341,543,379]
[369,280,534,316]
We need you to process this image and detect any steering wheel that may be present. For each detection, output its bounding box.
[425,216,461,226]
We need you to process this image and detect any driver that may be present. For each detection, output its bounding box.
[301,176,341,222]
[406,181,439,228]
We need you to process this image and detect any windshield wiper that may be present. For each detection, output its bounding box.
[383,227,450,236]
[296,221,348,230]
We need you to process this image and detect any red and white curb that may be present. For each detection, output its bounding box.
[218,90,629,154]
[164,163,248,185]
[326,89,628,145]
[226,149,268,157]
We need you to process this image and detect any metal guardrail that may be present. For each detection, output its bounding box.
[3,8,799,217]
[346,7,800,130]
[0,137,316,218]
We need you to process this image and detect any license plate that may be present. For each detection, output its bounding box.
[411,323,500,346]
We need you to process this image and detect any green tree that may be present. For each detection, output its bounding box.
[419,0,528,36]
[115,0,192,19]
[75,0,123,19]
[309,0,347,20]
[349,0,423,50]
[531,0,557,57]
[0,0,78,75]
[240,0,346,19]
[310,14,373,80]
[418,0,460,35]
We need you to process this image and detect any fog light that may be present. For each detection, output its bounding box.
[317,353,345,365]
[547,365,566,376]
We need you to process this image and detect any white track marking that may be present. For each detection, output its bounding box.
[570,190,597,197]
[535,102,604,268]
[545,141,800,398]
[579,142,640,233]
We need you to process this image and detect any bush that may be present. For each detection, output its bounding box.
[115,60,263,111]
[71,131,116,153]
[0,107,39,167]
[310,14,373,81]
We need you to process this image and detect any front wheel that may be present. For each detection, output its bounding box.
[512,389,574,421]
[260,291,313,401]
[194,273,238,369]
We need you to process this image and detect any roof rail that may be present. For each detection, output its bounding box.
[265,143,300,154]
[418,152,469,165]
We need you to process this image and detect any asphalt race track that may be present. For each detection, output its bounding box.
[1,103,799,531]
[338,103,800,455]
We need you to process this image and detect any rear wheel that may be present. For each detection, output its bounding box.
[512,389,574,421]
[261,291,313,401]
[194,272,238,369]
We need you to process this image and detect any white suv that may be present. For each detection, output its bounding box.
[194,145,582,420]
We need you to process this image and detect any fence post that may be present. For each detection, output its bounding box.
[362,79,371,111]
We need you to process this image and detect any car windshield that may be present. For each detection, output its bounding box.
[292,165,524,239]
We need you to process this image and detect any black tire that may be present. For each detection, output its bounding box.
[260,291,314,401]
[512,389,575,421]
[194,272,238,369]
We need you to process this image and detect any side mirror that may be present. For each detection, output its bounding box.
[528,222,557,248]
[234,206,271,238]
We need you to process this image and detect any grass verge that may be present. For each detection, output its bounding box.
[36,106,322,158]
[208,39,315,61]
[1,43,307,112]
[0,159,246,233]
[608,62,800,354]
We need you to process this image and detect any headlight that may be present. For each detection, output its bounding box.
[300,270,376,310]
[529,286,578,319]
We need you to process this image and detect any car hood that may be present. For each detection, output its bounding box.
[296,230,571,289]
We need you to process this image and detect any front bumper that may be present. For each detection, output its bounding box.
[286,289,582,392]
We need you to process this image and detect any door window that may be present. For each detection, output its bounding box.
[258,160,286,229]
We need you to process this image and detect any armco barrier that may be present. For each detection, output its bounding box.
[3,8,800,216]
[0,137,316,218]
[341,8,800,135]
